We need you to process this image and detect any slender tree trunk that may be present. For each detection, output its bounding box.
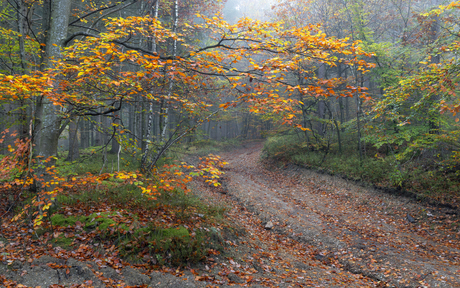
[325,102,342,154]
[338,64,345,132]
[128,102,135,144]
[17,0,33,141]
[344,68,350,123]
[66,117,80,161]
[95,113,102,146]
[429,0,440,134]
[136,96,142,149]
[160,0,178,141]
[90,120,95,146]
[141,0,160,168]
[317,64,326,136]
[102,114,108,146]
[110,112,120,154]
[80,119,88,149]
[140,98,145,152]
[17,0,29,74]
[355,73,363,162]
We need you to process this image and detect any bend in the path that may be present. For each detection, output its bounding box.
[220,142,460,288]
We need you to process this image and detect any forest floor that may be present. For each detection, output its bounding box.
[194,141,459,288]
[1,141,459,287]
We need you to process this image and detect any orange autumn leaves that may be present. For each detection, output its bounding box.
[0,13,374,132]
[0,13,375,228]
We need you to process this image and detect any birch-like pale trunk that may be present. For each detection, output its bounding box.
[142,0,178,172]
[160,0,178,141]
[141,0,160,168]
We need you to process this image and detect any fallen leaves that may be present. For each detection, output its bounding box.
[1,143,459,287]
[202,142,460,287]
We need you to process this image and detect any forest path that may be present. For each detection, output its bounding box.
[202,141,460,287]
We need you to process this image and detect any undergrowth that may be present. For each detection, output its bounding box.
[55,138,243,178]
[262,133,460,206]
[56,146,139,177]
[46,180,229,266]
[180,138,243,157]
[12,140,238,268]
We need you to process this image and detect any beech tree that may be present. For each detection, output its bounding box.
[0,0,374,227]
[266,0,460,188]
[372,1,460,168]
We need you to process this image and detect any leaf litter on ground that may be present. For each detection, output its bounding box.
[1,141,459,287]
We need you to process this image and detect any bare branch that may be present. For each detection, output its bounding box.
[63,32,99,46]
[69,0,136,26]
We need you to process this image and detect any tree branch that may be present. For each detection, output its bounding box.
[63,32,99,46]
[69,24,100,33]
[68,0,135,26]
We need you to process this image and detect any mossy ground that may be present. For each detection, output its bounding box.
[47,180,229,267]
[50,234,74,249]
[50,212,129,231]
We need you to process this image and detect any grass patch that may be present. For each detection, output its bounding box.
[180,138,244,157]
[118,225,219,266]
[50,212,130,232]
[56,146,139,177]
[50,234,75,249]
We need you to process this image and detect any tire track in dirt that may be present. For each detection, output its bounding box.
[219,142,460,288]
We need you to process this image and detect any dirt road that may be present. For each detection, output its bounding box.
[203,142,460,287]
[3,142,458,287]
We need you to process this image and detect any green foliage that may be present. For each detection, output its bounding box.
[0,166,22,182]
[51,211,129,232]
[263,133,460,203]
[388,169,408,187]
[50,214,81,227]
[50,234,75,249]
[55,147,139,177]
[180,138,243,156]
[51,180,228,266]
[0,26,40,74]
[364,123,429,150]
[50,208,217,265]
[117,224,224,266]
[367,43,423,89]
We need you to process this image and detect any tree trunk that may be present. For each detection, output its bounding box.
[80,119,88,149]
[95,113,102,146]
[316,64,326,136]
[110,112,120,154]
[66,117,80,161]
[429,0,440,134]
[160,0,178,142]
[34,0,72,183]
[355,73,363,162]
[141,0,160,168]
